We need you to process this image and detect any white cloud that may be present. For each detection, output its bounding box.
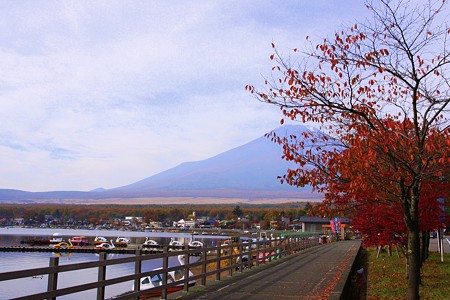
[0,0,369,191]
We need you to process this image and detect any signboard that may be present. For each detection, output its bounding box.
[437,197,446,222]
[330,217,341,234]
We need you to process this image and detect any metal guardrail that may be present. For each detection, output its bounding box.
[0,233,320,300]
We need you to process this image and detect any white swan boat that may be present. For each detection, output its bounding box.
[133,255,195,298]
[94,236,108,245]
[115,236,130,247]
[135,269,195,298]
[142,237,159,250]
[95,239,116,250]
[188,240,203,248]
[169,238,183,250]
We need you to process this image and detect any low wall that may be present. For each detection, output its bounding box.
[329,240,362,300]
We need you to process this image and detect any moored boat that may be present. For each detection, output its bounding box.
[188,240,203,248]
[49,233,63,244]
[95,239,115,250]
[169,238,183,250]
[133,268,195,298]
[142,237,159,250]
[94,236,108,245]
[70,236,89,246]
[52,241,74,249]
[115,236,130,247]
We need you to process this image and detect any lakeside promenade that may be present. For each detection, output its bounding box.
[175,240,361,300]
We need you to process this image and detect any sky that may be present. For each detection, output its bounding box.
[0,1,369,192]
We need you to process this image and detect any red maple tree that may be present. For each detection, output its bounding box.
[248,1,450,298]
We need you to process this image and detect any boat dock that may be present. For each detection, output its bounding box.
[0,245,170,254]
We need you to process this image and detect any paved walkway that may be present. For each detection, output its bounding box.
[175,240,361,300]
[429,236,450,253]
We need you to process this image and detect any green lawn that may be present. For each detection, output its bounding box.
[367,247,450,299]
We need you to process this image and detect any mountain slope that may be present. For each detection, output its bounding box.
[107,124,320,198]
[0,125,323,201]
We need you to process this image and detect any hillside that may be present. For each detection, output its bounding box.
[0,125,323,202]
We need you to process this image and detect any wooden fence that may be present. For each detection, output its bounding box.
[0,233,320,300]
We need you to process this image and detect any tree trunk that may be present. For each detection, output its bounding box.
[420,231,429,266]
[405,181,423,300]
[402,180,421,300]
[406,226,421,299]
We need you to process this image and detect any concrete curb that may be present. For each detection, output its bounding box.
[329,242,362,299]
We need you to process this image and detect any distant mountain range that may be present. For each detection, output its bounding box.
[0,125,323,202]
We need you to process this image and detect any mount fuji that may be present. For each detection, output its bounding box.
[0,125,323,202]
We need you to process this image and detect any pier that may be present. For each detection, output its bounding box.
[0,245,180,255]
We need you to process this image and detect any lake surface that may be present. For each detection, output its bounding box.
[0,227,227,299]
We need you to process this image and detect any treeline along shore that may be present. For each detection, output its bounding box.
[0,202,312,230]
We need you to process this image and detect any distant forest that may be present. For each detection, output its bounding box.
[0,202,312,224]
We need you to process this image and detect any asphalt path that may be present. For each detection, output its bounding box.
[429,236,450,254]
[177,240,361,300]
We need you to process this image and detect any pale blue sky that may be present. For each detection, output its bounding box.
[0,1,368,191]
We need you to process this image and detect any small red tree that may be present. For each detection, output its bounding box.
[351,201,407,248]
[248,1,450,298]
[321,119,447,253]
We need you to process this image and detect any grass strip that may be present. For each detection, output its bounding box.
[367,246,449,299]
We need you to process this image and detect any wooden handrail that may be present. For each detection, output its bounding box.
[1,234,321,300]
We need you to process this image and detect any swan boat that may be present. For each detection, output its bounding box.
[188,240,203,248]
[95,239,116,250]
[52,241,74,249]
[142,237,159,250]
[133,255,195,298]
[115,236,130,247]
[135,269,195,298]
[94,236,108,245]
[169,238,183,250]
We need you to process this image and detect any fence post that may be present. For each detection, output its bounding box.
[161,246,169,300]
[97,252,107,300]
[216,244,221,281]
[134,249,142,299]
[238,243,243,272]
[262,238,266,264]
[285,237,289,255]
[47,256,59,300]
[201,246,207,286]
[255,239,260,267]
[228,243,233,277]
[269,236,273,261]
[184,244,190,292]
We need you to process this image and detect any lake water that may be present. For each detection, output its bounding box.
[0,227,227,299]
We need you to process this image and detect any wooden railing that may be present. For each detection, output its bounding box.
[0,233,320,300]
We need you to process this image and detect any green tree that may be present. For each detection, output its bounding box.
[232,205,244,218]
